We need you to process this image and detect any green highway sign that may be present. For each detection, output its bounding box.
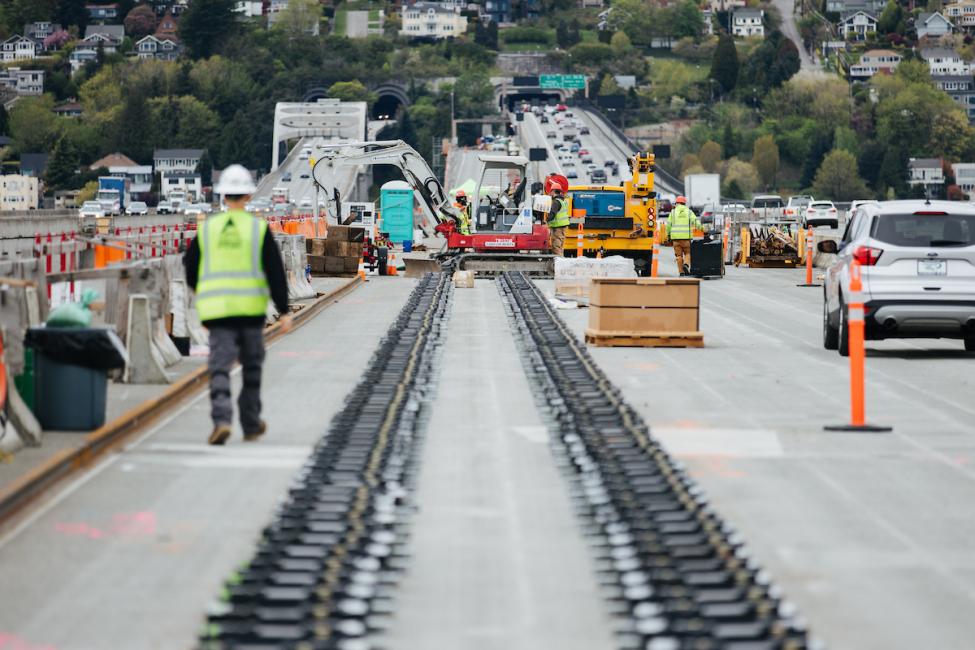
[539,74,586,90]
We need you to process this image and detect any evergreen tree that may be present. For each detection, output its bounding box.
[196,150,213,186]
[721,123,738,157]
[556,20,570,48]
[57,0,88,30]
[710,34,739,94]
[0,104,8,136]
[46,136,79,189]
[179,0,238,59]
[801,129,833,188]
[118,90,151,162]
[218,111,254,169]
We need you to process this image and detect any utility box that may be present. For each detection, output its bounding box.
[379,181,415,245]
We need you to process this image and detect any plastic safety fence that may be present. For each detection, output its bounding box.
[201,272,452,650]
[497,272,816,650]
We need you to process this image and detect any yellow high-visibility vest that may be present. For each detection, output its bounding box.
[196,210,270,321]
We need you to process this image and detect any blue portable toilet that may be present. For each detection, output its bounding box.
[380,180,415,245]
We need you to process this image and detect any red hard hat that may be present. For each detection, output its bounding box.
[675,196,687,204]
[455,190,466,198]
[544,174,569,195]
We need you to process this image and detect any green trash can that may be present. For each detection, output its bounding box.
[25,327,127,432]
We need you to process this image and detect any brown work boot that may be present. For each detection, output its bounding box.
[243,420,267,442]
[208,423,232,446]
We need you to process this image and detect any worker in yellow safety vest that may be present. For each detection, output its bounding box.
[667,195,701,276]
[184,164,292,445]
[453,190,472,235]
[545,173,570,256]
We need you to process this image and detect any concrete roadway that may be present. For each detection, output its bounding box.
[0,278,416,649]
[539,247,975,650]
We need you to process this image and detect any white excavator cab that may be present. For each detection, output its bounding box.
[472,154,535,235]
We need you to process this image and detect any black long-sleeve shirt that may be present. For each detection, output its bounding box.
[184,227,290,327]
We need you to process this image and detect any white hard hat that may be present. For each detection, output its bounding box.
[214,164,257,195]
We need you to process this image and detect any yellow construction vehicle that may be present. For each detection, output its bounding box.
[565,151,657,276]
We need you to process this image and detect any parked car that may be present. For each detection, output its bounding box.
[157,200,173,214]
[849,199,879,214]
[78,201,105,219]
[819,200,975,355]
[804,200,839,229]
[125,201,148,216]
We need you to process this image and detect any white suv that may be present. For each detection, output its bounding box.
[819,200,975,355]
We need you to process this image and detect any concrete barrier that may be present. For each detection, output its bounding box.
[123,293,169,384]
[275,234,315,301]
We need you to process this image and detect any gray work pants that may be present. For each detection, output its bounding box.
[208,326,266,432]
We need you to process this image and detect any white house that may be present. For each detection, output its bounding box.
[160,171,202,200]
[401,2,468,39]
[24,21,62,48]
[849,48,902,79]
[839,11,877,40]
[951,162,975,197]
[944,0,975,27]
[0,68,44,96]
[135,35,181,61]
[0,175,39,212]
[709,0,745,11]
[235,0,264,16]
[1,36,37,62]
[908,158,944,194]
[916,12,954,39]
[154,149,205,175]
[919,47,970,75]
[732,9,764,37]
[111,165,153,195]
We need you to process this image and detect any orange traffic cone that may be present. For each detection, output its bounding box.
[357,252,368,281]
[387,248,398,276]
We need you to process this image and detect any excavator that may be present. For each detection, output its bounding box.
[311,140,555,275]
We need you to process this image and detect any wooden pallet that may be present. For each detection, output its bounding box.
[584,329,705,348]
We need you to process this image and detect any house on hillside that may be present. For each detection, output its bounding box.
[732,9,764,37]
[24,22,62,49]
[908,158,944,195]
[916,11,954,39]
[154,149,205,176]
[482,0,511,23]
[53,101,84,118]
[919,47,971,75]
[155,11,180,41]
[160,171,202,200]
[933,75,975,119]
[69,27,125,73]
[136,35,181,60]
[849,49,902,79]
[86,3,120,22]
[944,0,975,27]
[951,162,975,197]
[826,0,884,14]
[0,175,39,212]
[1,36,37,62]
[235,1,265,17]
[84,24,125,45]
[839,11,877,40]
[710,0,746,11]
[0,68,44,96]
[400,2,468,39]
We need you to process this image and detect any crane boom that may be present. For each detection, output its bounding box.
[311,140,460,238]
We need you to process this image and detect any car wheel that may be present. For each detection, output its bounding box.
[823,297,839,350]
[966,336,975,352]
[838,299,850,357]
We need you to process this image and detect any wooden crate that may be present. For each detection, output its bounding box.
[585,329,704,348]
[588,278,700,333]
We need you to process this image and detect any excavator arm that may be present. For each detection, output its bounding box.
[311,140,461,238]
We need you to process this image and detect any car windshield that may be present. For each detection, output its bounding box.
[870,213,975,247]
[753,197,783,208]
[83,202,101,208]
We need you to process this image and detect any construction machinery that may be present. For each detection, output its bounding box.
[565,151,658,276]
[311,140,554,275]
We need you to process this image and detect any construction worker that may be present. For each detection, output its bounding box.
[667,195,701,276]
[545,174,570,256]
[183,164,292,446]
[453,190,472,235]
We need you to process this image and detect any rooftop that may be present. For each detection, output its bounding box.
[154,148,205,159]
[90,152,138,169]
[908,157,943,168]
